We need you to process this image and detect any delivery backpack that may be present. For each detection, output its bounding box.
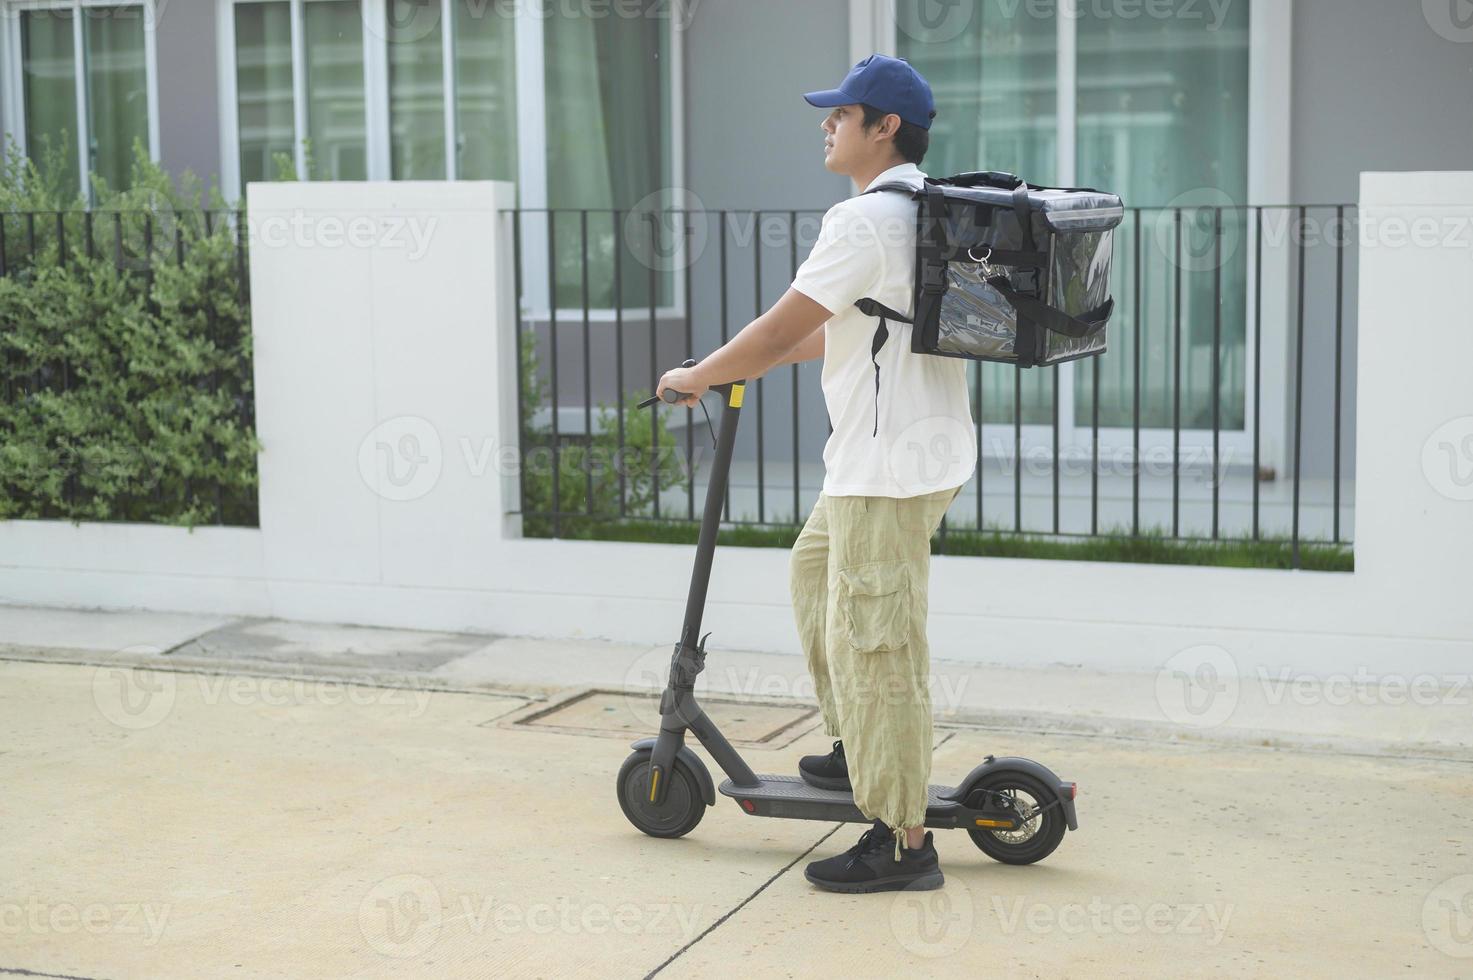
[856,171,1123,373]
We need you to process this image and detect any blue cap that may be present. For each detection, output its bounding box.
[803,54,935,131]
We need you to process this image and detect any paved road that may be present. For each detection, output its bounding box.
[2,648,1470,978]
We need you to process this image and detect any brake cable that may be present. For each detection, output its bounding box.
[636,390,719,450]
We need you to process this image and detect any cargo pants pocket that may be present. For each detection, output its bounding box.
[837,560,912,654]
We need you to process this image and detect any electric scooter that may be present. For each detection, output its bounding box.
[615,364,1079,865]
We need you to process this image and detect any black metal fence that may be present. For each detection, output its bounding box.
[0,208,249,281]
[0,208,257,526]
[507,202,1358,566]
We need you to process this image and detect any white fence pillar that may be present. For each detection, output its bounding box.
[246,180,521,620]
[1352,171,1473,641]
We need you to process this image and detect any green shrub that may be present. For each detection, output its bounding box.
[517,330,690,538]
[0,139,259,527]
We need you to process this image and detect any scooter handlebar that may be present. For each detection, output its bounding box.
[639,358,700,408]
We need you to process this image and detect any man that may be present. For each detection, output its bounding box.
[655,54,976,893]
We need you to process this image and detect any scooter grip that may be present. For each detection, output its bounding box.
[636,358,698,406]
[658,359,699,403]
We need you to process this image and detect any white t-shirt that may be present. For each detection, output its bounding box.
[791,162,977,498]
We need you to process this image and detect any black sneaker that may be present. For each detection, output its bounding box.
[804,820,945,894]
[799,739,851,790]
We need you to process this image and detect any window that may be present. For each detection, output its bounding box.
[219,0,680,310]
[1073,2,1251,432]
[898,0,1057,184]
[543,5,671,309]
[304,0,367,179]
[382,0,518,182]
[451,0,515,181]
[19,8,80,190]
[229,0,366,182]
[895,0,1254,446]
[387,0,444,178]
[0,1,159,199]
[233,1,293,184]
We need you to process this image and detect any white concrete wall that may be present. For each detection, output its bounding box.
[243,180,522,607]
[2,176,1470,678]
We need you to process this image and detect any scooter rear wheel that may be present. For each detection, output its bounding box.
[965,771,1067,865]
[616,749,706,839]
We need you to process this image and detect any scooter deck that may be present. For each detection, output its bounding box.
[719,775,962,825]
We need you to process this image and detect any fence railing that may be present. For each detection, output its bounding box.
[0,208,249,279]
[505,201,1359,568]
[0,208,257,527]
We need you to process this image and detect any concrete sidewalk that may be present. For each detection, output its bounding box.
[2,605,1472,978]
[3,603,1470,761]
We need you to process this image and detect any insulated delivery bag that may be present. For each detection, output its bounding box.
[857,171,1124,369]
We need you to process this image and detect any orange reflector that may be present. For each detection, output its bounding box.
[648,768,660,802]
[975,818,1015,829]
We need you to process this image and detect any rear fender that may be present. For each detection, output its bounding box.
[947,756,1078,831]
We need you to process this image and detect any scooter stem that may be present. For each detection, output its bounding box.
[676,381,745,653]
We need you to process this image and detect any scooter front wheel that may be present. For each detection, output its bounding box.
[616,749,706,839]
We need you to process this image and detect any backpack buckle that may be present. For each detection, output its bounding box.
[921,261,946,294]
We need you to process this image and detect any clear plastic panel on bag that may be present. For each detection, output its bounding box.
[934,261,1017,359]
[928,210,1116,365]
[1041,229,1113,363]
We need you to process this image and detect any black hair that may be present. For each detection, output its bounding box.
[860,103,933,165]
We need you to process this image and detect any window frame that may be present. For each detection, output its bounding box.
[852,0,1295,474]
[0,0,163,201]
[216,0,688,320]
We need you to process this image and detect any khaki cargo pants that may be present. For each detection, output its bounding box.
[789,485,961,835]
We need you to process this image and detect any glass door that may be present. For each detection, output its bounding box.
[13,2,155,199]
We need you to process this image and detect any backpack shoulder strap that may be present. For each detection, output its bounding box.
[851,180,925,324]
[861,181,922,197]
[854,297,911,323]
[850,182,925,436]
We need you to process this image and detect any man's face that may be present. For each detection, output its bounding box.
[820,104,889,176]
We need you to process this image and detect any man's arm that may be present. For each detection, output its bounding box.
[760,323,825,376]
[686,287,830,386]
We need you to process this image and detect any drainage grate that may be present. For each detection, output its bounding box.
[507,689,817,746]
